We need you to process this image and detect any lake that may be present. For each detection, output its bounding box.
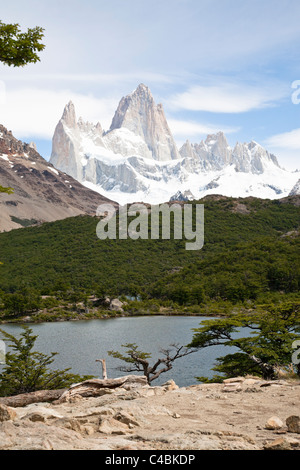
[0,316,241,387]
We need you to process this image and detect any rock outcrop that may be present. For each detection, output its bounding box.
[0,376,299,451]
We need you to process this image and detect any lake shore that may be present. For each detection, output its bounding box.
[0,308,233,325]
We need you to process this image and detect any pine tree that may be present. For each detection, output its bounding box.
[0,327,92,396]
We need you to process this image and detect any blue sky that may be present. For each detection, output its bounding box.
[0,0,299,170]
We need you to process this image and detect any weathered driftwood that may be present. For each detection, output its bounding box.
[57,375,147,403]
[0,389,67,408]
[58,375,147,402]
[62,377,128,398]
[0,375,148,408]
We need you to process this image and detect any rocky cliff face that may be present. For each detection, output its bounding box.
[110,84,180,161]
[179,132,280,174]
[50,84,299,204]
[0,125,116,232]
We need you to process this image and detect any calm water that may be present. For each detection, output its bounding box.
[0,316,241,387]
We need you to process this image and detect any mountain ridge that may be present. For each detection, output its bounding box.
[0,124,117,232]
[50,84,299,204]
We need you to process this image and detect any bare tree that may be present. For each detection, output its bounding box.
[95,359,108,379]
[108,343,197,385]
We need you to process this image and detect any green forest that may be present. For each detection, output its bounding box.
[0,196,299,321]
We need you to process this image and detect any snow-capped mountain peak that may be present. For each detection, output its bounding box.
[62,100,77,128]
[50,84,299,205]
[109,83,180,162]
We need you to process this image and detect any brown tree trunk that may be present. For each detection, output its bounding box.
[0,389,66,408]
[0,375,147,407]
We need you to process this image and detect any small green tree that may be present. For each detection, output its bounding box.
[0,327,92,396]
[0,21,45,67]
[188,301,300,382]
[108,342,197,384]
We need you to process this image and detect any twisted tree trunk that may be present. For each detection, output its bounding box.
[249,355,276,380]
[0,389,66,407]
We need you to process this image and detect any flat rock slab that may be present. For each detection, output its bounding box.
[0,379,300,450]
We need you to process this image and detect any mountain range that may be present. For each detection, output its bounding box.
[0,83,299,233]
[50,83,299,204]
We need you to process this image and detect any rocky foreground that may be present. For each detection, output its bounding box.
[0,376,299,451]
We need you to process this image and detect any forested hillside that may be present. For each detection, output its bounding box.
[0,196,299,317]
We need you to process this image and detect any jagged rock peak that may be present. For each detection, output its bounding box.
[109,83,180,161]
[205,131,228,145]
[77,116,103,135]
[179,140,195,159]
[61,101,77,128]
[232,140,280,173]
[179,131,232,170]
[109,84,153,132]
[132,83,153,98]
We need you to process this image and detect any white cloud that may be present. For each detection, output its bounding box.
[265,128,300,150]
[264,129,300,171]
[1,88,119,139]
[0,73,176,141]
[168,118,239,141]
[1,72,173,86]
[168,83,288,114]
